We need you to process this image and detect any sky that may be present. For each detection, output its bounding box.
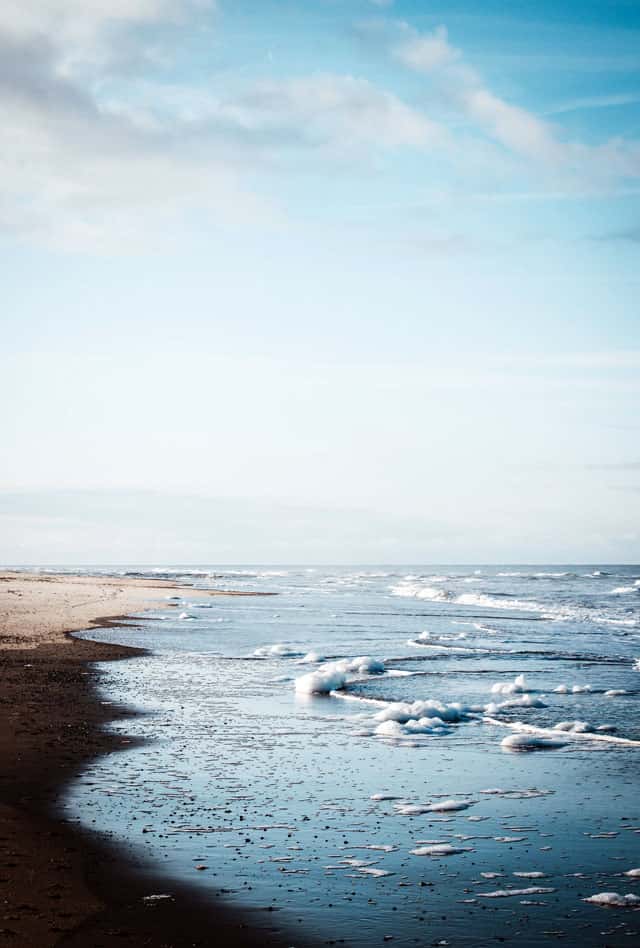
[1,0,639,564]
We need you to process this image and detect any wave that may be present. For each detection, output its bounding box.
[497,571,575,579]
[390,582,639,628]
[390,583,452,602]
[484,717,640,749]
[455,592,549,612]
[391,582,548,614]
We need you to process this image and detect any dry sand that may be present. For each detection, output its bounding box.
[0,570,267,649]
[0,571,311,948]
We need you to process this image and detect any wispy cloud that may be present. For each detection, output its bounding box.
[365,20,640,183]
[545,92,640,115]
[143,73,446,151]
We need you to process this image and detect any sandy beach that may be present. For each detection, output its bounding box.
[0,571,309,948]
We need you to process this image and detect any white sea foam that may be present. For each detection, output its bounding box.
[605,689,628,697]
[409,630,467,645]
[428,799,475,812]
[414,630,467,643]
[254,643,300,658]
[484,694,547,714]
[553,684,592,694]
[373,698,476,737]
[300,651,324,663]
[375,718,451,738]
[374,699,474,725]
[410,844,473,856]
[553,720,595,733]
[624,869,640,877]
[479,788,553,799]
[455,592,546,613]
[491,674,528,696]
[394,804,437,816]
[478,887,555,898]
[500,733,567,752]
[394,799,474,815]
[390,583,451,601]
[583,892,640,908]
[488,717,640,748]
[407,638,480,654]
[294,656,384,694]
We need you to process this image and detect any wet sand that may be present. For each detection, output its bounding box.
[0,572,311,948]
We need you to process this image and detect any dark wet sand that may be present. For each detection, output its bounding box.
[0,573,311,948]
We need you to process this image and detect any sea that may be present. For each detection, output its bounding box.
[37,566,640,945]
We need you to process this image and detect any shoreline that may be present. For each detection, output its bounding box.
[0,571,310,948]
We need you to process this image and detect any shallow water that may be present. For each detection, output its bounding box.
[64,565,640,945]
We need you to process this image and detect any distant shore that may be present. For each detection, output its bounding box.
[0,571,309,948]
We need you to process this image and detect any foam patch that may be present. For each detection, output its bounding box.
[583,892,640,908]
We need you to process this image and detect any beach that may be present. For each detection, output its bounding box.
[2,566,639,948]
[0,571,308,948]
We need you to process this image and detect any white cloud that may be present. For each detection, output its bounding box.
[0,40,273,249]
[0,67,443,248]
[390,23,640,180]
[393,25,460,73]
[0,0,251,248]
[103,72,446,152]
[0,0,213,69]
[462,88,562,163]
[225,74,446,150]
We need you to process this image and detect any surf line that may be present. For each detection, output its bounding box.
[344,612,549,621]
[483,716,640,747]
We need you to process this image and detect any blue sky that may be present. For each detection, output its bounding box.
[1,0,638,563]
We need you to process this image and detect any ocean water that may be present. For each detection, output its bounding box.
[60,565,640,946]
